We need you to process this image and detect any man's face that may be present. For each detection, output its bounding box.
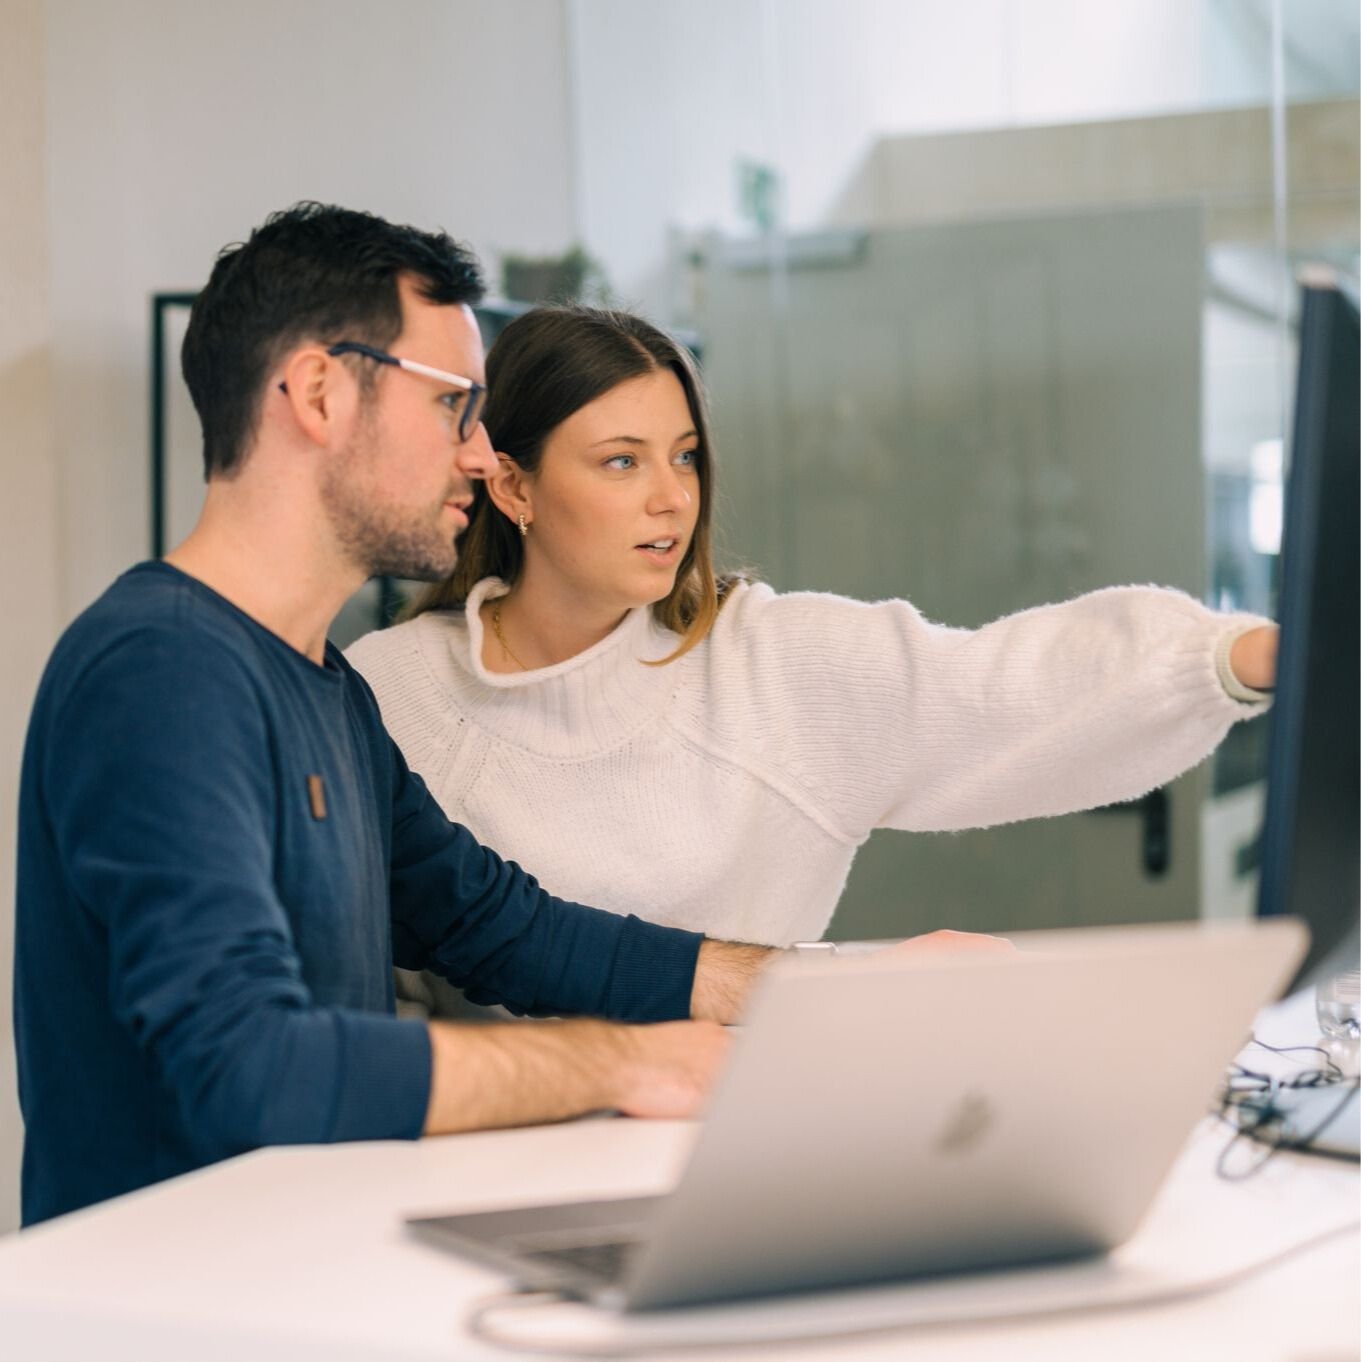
[321,278,494,580]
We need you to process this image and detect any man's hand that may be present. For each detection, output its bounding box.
[1229,625,1279,692]
[422,1016,731,1135]
[608,1019,732,1119]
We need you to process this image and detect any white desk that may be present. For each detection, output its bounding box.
[0,1108,1355,1362]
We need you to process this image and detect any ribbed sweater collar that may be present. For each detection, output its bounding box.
[423,577,680,756]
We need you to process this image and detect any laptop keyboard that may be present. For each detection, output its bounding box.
[519,1239,641,1282]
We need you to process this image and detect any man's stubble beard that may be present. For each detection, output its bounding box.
[320,417,462,583]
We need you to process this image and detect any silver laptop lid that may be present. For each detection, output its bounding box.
[620,918,1306,1310]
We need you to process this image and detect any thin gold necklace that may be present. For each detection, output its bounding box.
[490,600,531,672]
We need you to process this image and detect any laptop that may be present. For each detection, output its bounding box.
[406,918,1305,1311]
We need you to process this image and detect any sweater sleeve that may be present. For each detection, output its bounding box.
[697,583,1271,842]
[44,628,433,1163]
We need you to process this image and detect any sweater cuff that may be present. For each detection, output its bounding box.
[1214,621,1275,706]
[327,1013,432,1142]
[605,915,704,1022]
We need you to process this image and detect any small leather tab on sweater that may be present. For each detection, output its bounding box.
[1214,623,1275,705]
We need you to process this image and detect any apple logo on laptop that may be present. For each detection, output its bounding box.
[932,1091,995,1156]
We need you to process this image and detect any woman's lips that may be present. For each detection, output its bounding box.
[636,538,681,564]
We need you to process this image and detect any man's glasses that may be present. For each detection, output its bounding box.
[328,341,487,443]
[280,340,487,443]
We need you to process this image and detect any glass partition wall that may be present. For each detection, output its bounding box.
[564,0,1359,936]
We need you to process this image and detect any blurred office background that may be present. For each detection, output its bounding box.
[1,0,1356,1232]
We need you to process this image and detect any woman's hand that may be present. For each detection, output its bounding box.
[1229,625,1279,692]
[880,929,1016,960]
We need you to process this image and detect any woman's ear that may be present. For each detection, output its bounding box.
[485,454,534,529]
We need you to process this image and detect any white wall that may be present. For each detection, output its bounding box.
[1,0,62,1234]
[47,0,579,616]
[567,0,1358,312]
[3,0,578,1232]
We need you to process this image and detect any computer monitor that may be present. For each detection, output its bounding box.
[1256,271,1360,993]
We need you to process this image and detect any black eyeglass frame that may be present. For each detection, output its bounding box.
[276,339,487,443]
[326,341,487,443]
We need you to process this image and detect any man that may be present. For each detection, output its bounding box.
[15,203,788,1227]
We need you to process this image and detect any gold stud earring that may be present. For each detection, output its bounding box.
[517,514,529,539]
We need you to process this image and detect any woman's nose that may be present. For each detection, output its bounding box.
[650,467,693,513]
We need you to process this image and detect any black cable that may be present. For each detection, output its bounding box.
[1214,1034,1359,1179]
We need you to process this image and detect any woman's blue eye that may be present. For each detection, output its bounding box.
[675,449,698,467]
[604,454,636,470]
[441,392,467,415]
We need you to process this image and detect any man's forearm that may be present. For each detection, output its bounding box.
[423,1018,621,1134]
[689,939,777,1024]
[423,1015,733,1134]
[422,933,1021,1136]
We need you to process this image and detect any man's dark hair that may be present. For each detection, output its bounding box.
[182,201,484,478]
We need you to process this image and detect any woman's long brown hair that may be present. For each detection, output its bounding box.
[406,305,740,663]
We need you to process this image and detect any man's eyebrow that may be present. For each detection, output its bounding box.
[588,429,699,449]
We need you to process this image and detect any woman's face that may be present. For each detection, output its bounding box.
[518,368,702,614]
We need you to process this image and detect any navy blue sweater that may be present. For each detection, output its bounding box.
[15,563,702,1226]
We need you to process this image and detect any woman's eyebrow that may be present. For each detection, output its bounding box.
[587,428,699,449]
[588,435,647,448]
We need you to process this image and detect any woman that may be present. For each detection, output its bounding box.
[347,306,1275,947]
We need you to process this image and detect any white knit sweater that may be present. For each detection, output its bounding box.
[347,578,1269,947]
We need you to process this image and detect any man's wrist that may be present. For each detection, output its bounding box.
[689,939,778,1024]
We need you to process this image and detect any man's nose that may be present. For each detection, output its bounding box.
[455,423,497,480]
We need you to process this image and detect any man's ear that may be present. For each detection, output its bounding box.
[485,454,534,528]
[278,346,356,447]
